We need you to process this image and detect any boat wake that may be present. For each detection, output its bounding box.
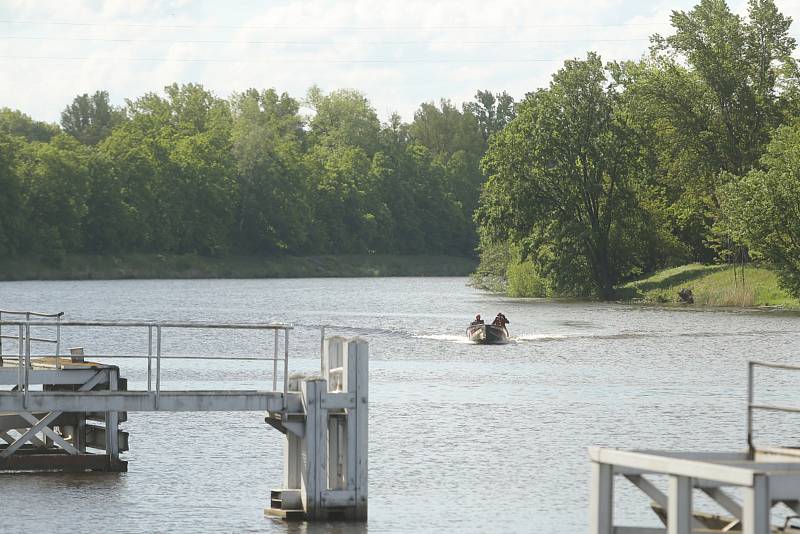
[414,334,474,344]
[515,333,573,342]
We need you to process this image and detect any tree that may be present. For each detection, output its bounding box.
[409,99,486,232]
[620,0,799,260]
[100,83,236,255]
[0,133,25,255]
[306,87,381,154]
[464,90,515,142]
[718,121,800,297]
[0,108,59,142]
[16,134,91,257]
[231,88,309,253]
[61,91,125,145]
[666,0,797,175]
[477,53,667,299]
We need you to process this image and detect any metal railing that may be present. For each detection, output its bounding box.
[0,309,63,368]
[747,360,800,455]
[0,318,293,409]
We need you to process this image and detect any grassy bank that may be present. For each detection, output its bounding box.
[617,263,800,308]
[0,253,478,281]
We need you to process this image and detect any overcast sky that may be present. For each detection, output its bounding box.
[2,0,800,124]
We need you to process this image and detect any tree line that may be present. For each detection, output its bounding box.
[476,0,800,299]
[0,85,514,262]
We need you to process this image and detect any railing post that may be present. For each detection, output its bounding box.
[24,321,30,409]
[147,326,153,392]
[283,329,289,409]
[747,361,755,458]
[17,324,23,393]
[55,314,62,370]
[320,325,326,359]
[0,310,3,366]
[273,329,278,392]
[155,325,162,410]
[590,461,613,534]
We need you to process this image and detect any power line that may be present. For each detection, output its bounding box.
[0,18,673,31]
[0,54,567,63]
[0,35,654,45]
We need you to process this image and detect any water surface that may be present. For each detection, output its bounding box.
[1,277,799,532]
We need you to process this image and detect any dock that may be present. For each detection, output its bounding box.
[0,309,368,521]
[590,361,800,534]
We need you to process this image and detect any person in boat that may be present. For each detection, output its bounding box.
[492,313,509,327]
[471,314,484,325]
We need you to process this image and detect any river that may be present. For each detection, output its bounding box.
[1,277,799,533]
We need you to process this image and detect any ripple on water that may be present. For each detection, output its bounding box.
[1,277,799,532]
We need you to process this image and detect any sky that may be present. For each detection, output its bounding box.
[2,0,800,124]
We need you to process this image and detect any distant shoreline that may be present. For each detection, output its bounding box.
[0,254,478,281]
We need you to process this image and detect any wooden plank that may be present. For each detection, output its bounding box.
[321,489,356,507]
[328,415,344,489]
[591,462,614,534]
[0,390,292,412]
[0,368,100,386]
[105,368,119,461]
[301,379,326,520]
[667,476,692,534]
[0,453,126,472]
[700,487,742,519]
[589,448,755,487]
[348,338,368,520]
[84,424,129,452]
[320,392,355,410]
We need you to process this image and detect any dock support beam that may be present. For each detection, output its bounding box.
[590,462,613,534]
[742,475,770,534]
[268,336,368,522]
[667,476,692,534]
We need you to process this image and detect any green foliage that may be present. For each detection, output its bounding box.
[618,0,798,260]
[0,83,498,263]
[506,259,549,298]
[478,53,672,299]
[718,121,800,298]
[469,237,512,292]
[230,88,309,253]
[619,263,799,307]
[0,108,59,142]
[61,91,126,145]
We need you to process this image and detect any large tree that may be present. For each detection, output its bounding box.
[718,121,800,297]
[230,88,309,253]
[61,90,125,145]
[620,0,799,259]
[477,53,670,298]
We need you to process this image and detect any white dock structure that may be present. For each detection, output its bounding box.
[0,310,368,522]
[590,361,800,534]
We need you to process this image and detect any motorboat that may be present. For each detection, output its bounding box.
[466,322,509,344]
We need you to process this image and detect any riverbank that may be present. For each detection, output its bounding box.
[616,263,800,308]
[0,254,478,281]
